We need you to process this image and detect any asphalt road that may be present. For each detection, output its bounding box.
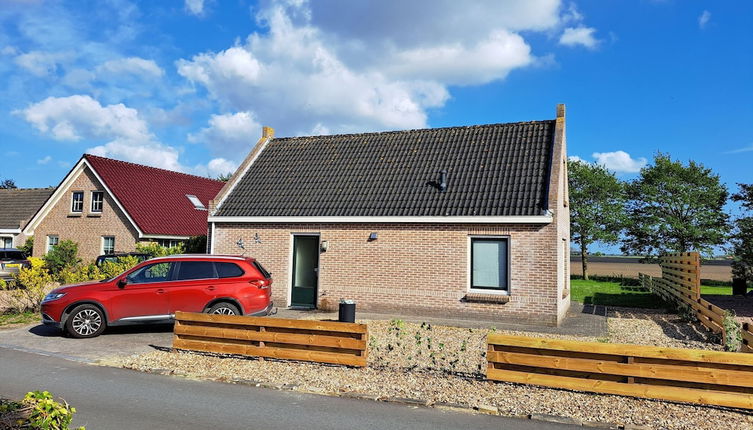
[0,348,575,430]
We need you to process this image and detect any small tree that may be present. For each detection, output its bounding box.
[622,153,730,258]
[19,237,33,257]
[730,183,753,283]
[568,160,626,280]
[43,240,81,274]
[0,178,16,189]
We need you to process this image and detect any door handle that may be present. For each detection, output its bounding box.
[156,289,165,294]
[207,286,216,291]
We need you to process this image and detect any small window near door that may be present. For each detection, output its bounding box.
[470,238,509,292]
[71,191,84,213]
[175,261,217,280]
[47,235,59,253]
[1,237,12,249]
[91,191,104,213]
[102,236,115,255]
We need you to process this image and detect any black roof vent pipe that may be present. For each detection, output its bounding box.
[439,170,447,193]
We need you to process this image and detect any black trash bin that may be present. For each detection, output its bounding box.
[339,300,356,323]
[733,278,748,296]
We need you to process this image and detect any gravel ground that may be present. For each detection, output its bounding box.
[108,312,753,429]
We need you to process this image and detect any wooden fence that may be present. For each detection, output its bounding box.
[487,333,753,410]
[639,252,753,353]
[172,311,368,367]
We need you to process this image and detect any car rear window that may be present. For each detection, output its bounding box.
[253,261,271,279]
[0,251,25,260]
[216,262,245,278]
[175,261,217,280]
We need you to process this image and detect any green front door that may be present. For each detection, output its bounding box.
[291,235,319,308]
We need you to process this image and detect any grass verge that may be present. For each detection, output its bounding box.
[0,311,38,327]
[570,279,667,309]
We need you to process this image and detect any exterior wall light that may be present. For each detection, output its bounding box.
[320,240,329,252]
[368,232,378,241]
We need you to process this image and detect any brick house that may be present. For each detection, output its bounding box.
[209,105,570,325]
[0,188,55,249]
[23,155,224,262]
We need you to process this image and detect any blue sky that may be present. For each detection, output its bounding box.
[0,0,751,196]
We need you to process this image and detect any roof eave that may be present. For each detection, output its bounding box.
[208,215,553,224]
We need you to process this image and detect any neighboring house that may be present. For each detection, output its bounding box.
[208,105,570,326]
[0,188,55,249]
[23,154,224,261]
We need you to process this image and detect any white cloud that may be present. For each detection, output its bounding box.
[97,57,164,78]
[698,10,711,29]
[176,0,589,136]
[185,0,205,16]
[14,51,66,76]
[37,155,52,165]
[189,111,261,158]
[559,26,599,49]
[192,158,238,178]
[568,155,587,163]
[592,151,647,173]
[1,46,18,56]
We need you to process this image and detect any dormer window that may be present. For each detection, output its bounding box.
[71,191,84,213]
[91,191,104,213]
[186,194,206,210]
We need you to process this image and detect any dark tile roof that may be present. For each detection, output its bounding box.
[0,188,55,229]
[216,120,556,218]
[85,155,224,236]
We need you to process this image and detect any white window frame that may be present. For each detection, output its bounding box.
[47,235,59,253]
[156,239,182,248]
[467,235,511,295]
[71,191,84,213]
[0,236,12,249]
[185,194,206,210]
[91,191,104,213]
[102,236,115,255]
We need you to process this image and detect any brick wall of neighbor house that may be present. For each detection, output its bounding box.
[33,166,139,262]
[551,104,571,324]
[212,221,563,325]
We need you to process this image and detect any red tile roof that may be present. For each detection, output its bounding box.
[84,154,224,237]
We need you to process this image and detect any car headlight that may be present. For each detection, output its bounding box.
[42,293,66,302]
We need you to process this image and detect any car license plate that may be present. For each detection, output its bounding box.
[4,264,19,268]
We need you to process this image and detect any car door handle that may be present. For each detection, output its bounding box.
[156,289,166,294]
[207,286,216,291]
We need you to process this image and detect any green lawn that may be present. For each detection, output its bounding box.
[570,279,666,308]
[0,311,38,327]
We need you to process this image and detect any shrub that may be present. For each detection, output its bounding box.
[136,241,184,258]
[0,390,85,430]
[59,264,103,285]
[19,237,34,257]
[99,256,141,279]
[722,310,743,352]
[2,258,55,312]
[43,240,81,275]
[185,235,207,254]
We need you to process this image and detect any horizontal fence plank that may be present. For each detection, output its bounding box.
[487,334,753,366]
[174,323,367,350]
[486,368,753,410]
[175,311,367,334]
[487,351,753,388]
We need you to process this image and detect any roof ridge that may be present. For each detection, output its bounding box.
[0,187,55,191]
[84,154,224,184]
[271,119,555,142]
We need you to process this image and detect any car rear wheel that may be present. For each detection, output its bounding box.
[207,302,241,316]
[65,304,106,338]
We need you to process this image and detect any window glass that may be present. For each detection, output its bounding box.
[47,235,59,253]
[216,262,244,278]
[102,236,115,255]
[127,262,173,284]
[71,192,83,212]
[1,237,12,249]
[471,238,508,290]
[91,191,104,212]
[175,261,216,280]
[253,261,271,279]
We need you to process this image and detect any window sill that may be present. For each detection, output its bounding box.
[87,213,102,217]
[67,213,83,218]
[462,292,510,304]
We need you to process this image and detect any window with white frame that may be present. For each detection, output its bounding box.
[71,191,84,213]
[185,194,206,210]
[102,236,115,255]
[47,235,59,253]
[470,237,510,292]
[156,239,183,248]
[1,237,12,249]
[91,191,104,213]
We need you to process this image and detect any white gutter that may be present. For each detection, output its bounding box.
[207,215,553,224]
[0,229,21,234]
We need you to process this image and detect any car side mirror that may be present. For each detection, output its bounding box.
[118,278,127,289]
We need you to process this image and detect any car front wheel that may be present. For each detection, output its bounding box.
[207,302,240,316]
[65,304,106,338]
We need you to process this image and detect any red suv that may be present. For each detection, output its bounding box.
[41,255,273,338]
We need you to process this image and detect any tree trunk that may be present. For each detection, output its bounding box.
[581,241,589,281]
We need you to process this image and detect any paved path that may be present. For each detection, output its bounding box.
[0,347,575,430]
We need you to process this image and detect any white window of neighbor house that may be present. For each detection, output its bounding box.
[47,235,59,253]
[185,194,206,210]
[470,237,510,292]
[1,237,12,249]
[91,191,104,213]
[71,191,84,213]
[102,236,115,255]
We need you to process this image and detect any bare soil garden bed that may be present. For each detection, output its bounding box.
[108,311,752,430]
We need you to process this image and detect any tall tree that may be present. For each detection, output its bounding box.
[0,178,16,189]
[730,183,753,283]
[568,159,626,280]
[621,153,729,258]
